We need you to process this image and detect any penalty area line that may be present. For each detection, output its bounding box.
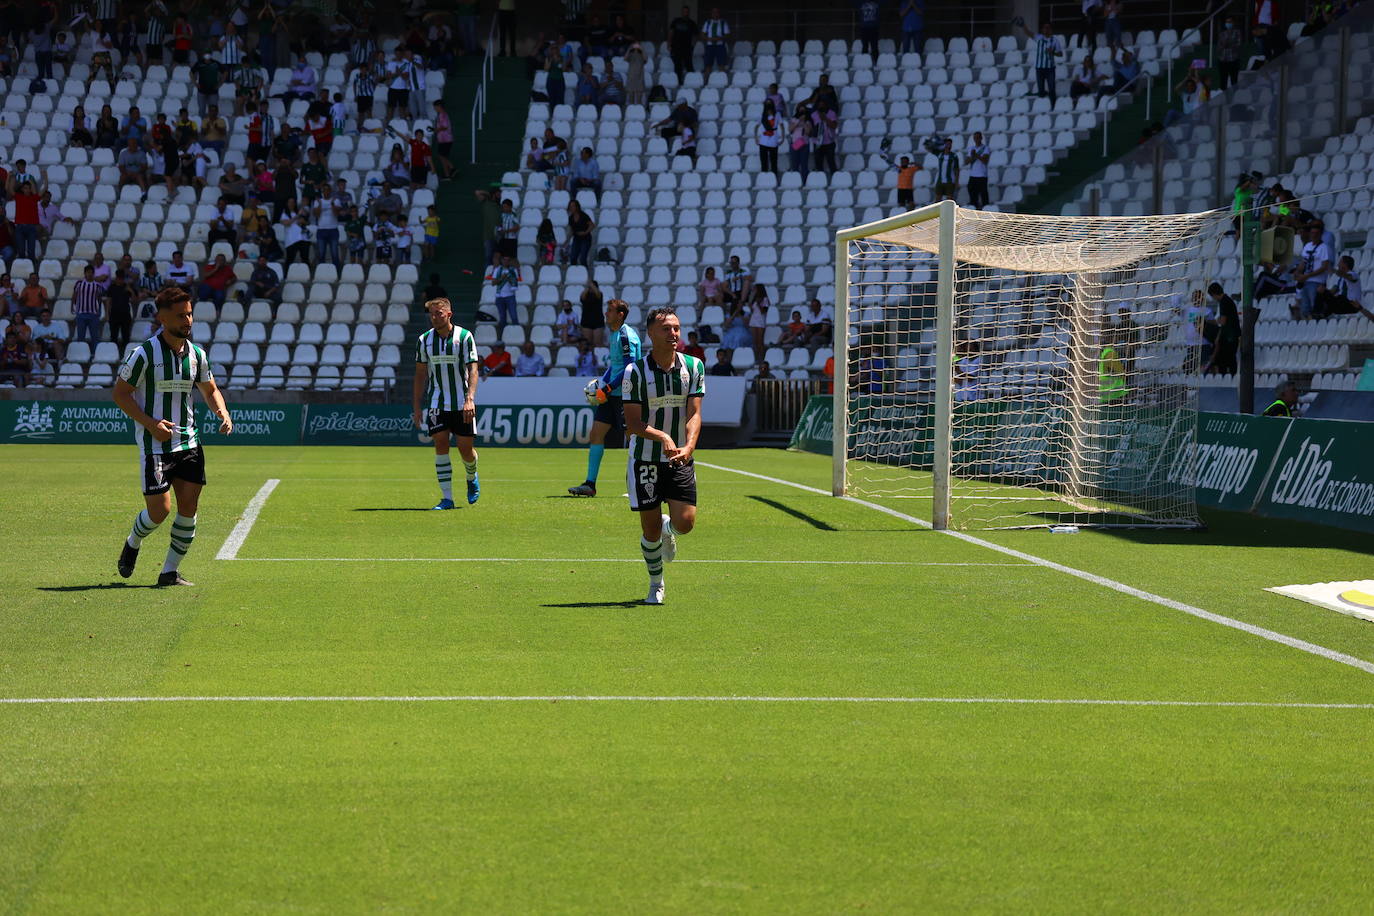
[215,479,280,561]
[225,557,1031,567]
[2,695,1373,709]
[696,461,1374,677]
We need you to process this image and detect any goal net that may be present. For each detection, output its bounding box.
[834,200,1230,530]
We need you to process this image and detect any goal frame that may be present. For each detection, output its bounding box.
[832,199,957,529]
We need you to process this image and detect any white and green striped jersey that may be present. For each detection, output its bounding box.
[415,325,479,410]
[622,351,706,462]
[117,334,214,458]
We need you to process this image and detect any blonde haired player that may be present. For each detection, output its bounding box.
[621,306,706,605]
[412,297,481,508]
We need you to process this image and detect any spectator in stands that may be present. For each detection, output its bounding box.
[900,0,925,53]
[16,274,49,319]
[0,217,12,262]
[1293,225,1332,319]
[299,149,329,208]
[515,341,547,377]
[721,301,752,350]
[599,59,626,108]
[272,124,304,168]
[1020,20,1064,104]
[624,42,647,106]
[1263,380,1299,417]
[487,253,521,331]
[802,298,834,350]
[1203,283,1239,375]
[1216,15,1242,91]
[238,191,270,244]
[70,104,94,148]
[573,62,599,108]
[803,75,840,113]
[1079,0,1104,49]
[779,309,808,349]
[700,7,731,73]
[811,101,839,175]
[788,104,814,181]
[385,47,412,120]
[1178,288,1210,373]
[342,205,367,265]
[32,309,67,362]
[1254,257,1295,302]
[681,330,706,360]
[1170,70,1210,124]
[856,0,881,62]
[285,54,318,102]
[119,106,149,148]
[86,21,117,89]
[534,217,558,264]
[757,101,782,175]
[117,138,150,198]
[891,155,920,208]
[9,176,42,260]
[271,157,299,223]
[406,128,432,190]
[567,201,595,267]
[0,35,14,79]
[570,147,603,199]
[194,54,223,118]
[244,102,273,163]
[165,251,197,293]
[934,137,959,202]
[352,63,377,129]
[170,12,193,64]
[1111,51,1141,93]
[1070,57,1106,100]
[104,269,135,351]
[1254,0,1287,61]
[283,213,313,265]
[373,216,399,265]
[723,255,754,305]
[136,260,164,310]
[71,265,104,349]
[433,101,455,182]
[697,267,725,308]
[1103,0,1123,54]
[755,361,777,380]
[53,30,75,69]
[654,100,699,143]
[709,347,736,377]
[555,299,581,343]
[91,253,113,291]
[667,6,698,79]
[218,22,245,77]
[315,194,342,267]
[573,338,598,375]
[746,285,770,354]
[246,256,281,307]
[0,328,30,385]
[580,279,606,347]
[1317,256,1363,317]
[495,197,519,258]
[306,107,334,160]
[197,255,236,310]
[207,199,238,251]
[0,274,16,317]
[964,132,991,209]
[95,104,119,149]
[483,342,514,377]
[676,121,699,161]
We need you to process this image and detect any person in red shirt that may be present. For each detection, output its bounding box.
[482,341,514,377]
[679,330,706,360]
[10,174,44,260]
[407,129,431,190]
[196,254,236,309]
[306,112,333,158]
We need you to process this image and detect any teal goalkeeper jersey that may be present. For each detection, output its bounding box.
[621,351,706,462]
[118,334,214,458]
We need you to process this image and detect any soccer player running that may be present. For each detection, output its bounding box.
[568,298,642,497]
[112,287,233,586]
[412,297,481,509]
[622,307,705,605]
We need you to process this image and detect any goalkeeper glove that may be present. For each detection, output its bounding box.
[584,379,611,405]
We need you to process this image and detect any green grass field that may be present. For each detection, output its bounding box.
[4,443,1374,913]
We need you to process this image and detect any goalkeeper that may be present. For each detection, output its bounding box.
[568,298,642,497]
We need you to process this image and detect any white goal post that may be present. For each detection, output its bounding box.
[832,200,1230,530]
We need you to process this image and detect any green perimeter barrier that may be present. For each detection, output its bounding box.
[299,404,598,448]
[1,400,301,445]
[788,397,1374,534]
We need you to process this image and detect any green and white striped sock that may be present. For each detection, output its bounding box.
[435,456,453,500]
[163,514,196,574]
[128,509,160,549]
[641,536,664,582]
[462,456,478,482]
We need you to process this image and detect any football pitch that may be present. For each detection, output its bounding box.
[5,443,1374,912]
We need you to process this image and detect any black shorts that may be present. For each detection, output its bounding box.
[410,165,428,185]
[142,446,206,496]
[628,458,697,512]
[593,394,624,427]
[387,87,409,107]
[425,408,474,438]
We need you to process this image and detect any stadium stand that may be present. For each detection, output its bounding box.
[1,15,446,392]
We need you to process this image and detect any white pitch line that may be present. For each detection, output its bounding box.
[696,461,1374,677]
[226,557,1031,567]
[2,695,1373,709]
[214,479,280,561]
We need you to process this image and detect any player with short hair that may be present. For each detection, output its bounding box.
[622,306,705,605]
[568,297,642,497]
[412,297,480,509]
[112,287,233,586]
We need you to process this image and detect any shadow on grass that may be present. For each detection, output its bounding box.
[1093,506,1374,551]
[541,600,645,609]
[746,495,838,531]
[38,583,163,592]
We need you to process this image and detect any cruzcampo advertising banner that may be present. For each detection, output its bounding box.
[300,404,598,448]
[788,395,834,455]
[0,400,299,446]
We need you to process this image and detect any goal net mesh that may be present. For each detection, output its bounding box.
[841,206,1230,529]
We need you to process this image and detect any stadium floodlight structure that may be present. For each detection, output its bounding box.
[833,200,1230,530]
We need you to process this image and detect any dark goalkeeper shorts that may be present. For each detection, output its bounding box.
[425,408,475,438]
[593,394,624,428]
[141,446,207,496]
[627,458,697,512]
